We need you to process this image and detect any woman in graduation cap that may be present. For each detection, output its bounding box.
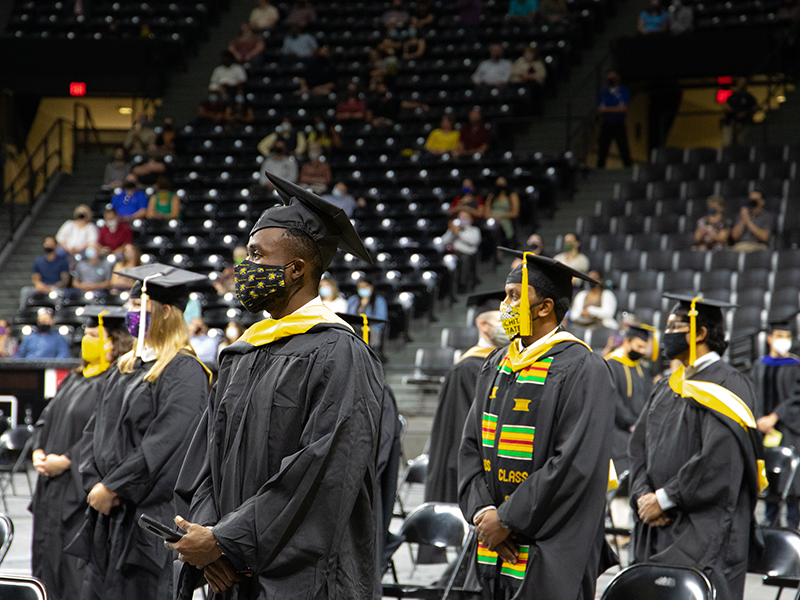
[458,249,618,600]
[628,295,763,600]
[30,307,133,600]
[68,265,212,600]
[170,173,384,600]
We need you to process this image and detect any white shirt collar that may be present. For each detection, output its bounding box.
[139,345,157,363]
[517,326,561,356]
[692,351,720,372]
[477,336,493,349]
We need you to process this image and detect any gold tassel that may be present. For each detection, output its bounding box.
[520,252,535,337]
[689,296,701,367]
[97,310,109,370]
[639,323,658,361]
[360,313,370,345]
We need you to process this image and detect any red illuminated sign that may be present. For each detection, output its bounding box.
[717,76,734,85]
[70,82,86,96]
[716,89,733,104]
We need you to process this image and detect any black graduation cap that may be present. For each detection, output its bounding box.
[119,264,208,312]
[253,173,373,269]
[466,290,506,316]
[336,312,387,345]
[626,323,659,360]
[80,305,128,331]
[767,310,800,333]
[663,293,737,366]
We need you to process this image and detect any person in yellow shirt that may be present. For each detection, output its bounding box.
[424,114,460,155]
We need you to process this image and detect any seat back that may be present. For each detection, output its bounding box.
[0,576,47,600]
[601,563,714,600]
[414,348,456,376]
[749,526,800,576]
[398,502,470,550]
[0,516,13,567]
[441,326,480,350]
[404,454,429,485]
[764,446,800,501]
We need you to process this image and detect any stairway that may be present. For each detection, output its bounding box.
[747,87,800,146]
[0,153,108,319]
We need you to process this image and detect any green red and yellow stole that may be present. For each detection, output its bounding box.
[482,413,498,447]
[477,542,530,580]
[238,304,353,348]
[669,365,768,493]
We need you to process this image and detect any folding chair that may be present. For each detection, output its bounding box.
[601,563,714,600]
[0,426,34,510]
[395,454,429,518]
[761,447,800,521]
[749,526,800,600]
[0,575,47,600]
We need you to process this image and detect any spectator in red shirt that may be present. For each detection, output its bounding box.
[335,83,368,121]
[457,107,490,156]
[97,206,133,255]
[448,178,485,219]
[228,23,265,64]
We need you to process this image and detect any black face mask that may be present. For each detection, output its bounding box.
[234,259,293,314]
[663,331,690,360]
[43,245,56,254]
[627,349,644,362]
[37,324,52,334]
[749,199,759,209]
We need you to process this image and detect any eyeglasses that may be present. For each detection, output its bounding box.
[664,322,690,333]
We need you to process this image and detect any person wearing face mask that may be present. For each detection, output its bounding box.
[731,189,775,252]
[457,107,491,156]
[217,321,246,356]
[318,274,348,313]
[402,17,426,59]
[223,88,255,125]
[28,237,71,305]
[449,178,486,218]
[0,319,17,357]
[97,206,133,255]
[67,265,211,600]
[73,244,112,292]
[171,174,384,599]
[693,194,731,251]
[196,90,228,124]
[638,0,669,33]
[16,309,70,359]
[259,140,299,188]
[424,114,461,156]
[257,117,306,157]
[442,211,483,294]
[306,116,341,149]
[30,306,133,600]
[751,315,800,528]
[472,44,512,87]
[346,279,389,353]
[56,204,99,256]
[596,70,632,168]
[553,232,589,285]
[322,181,367,217]
[214,246,249,295]
[297,142,332,194]
[459,250,617,600]
[103,147,131,189]
[111,175,148,221]
[629,294,762,600]
[569,270,618,330]
[426,292,508,507]
[208,50,247,95]
[605,324,656,472]
[486,176,520,244]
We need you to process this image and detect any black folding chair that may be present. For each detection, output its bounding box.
[605,471,631,567]
[0,575,47,600]
[395,454,429,518]
[749,526,800,600]
[762,446,800,514]
[0,515,14,566]
[601,563,714,600]
[0,426,34,510]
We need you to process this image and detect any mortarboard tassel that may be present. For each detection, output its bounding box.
[97,310,109,370]
[689,296,701,367]
[520,251,535,337]
[360,313,370,345]
[639,323,658,362]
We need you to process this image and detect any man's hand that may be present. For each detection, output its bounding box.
[40,454,71,477]
[637,492,666,525]
[32,449,46,475]
[87,482,120,515]
[474,509,512,554]
[740,206,751,223]
[757,413,780,433]
[167,516,222,569]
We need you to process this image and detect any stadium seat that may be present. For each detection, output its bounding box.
[709,251,741,271]
[0,575,47,600]
[608,251,643,272]
[613,215,646,236]
[623,270,659,293]
[650,180,683,201]
[742,250,774,271]
[601,563,714,600]
[730,161,760,181]
[633,164,668,183]
[761,161,794,181]
[592,233,628,253]
[675,251,708,271]
[749,527,800,599]
[643,250,675,272]
[682,179,716,200]
[735,288,767,308]
[650,147,685,165]
[718,179,751,200]
[663,232,696,250]
[650,214,682,235]
[703,288,733,303]
[684,147,718,167]
[627,233,662,252]
[699,162,731,181]
[615,181,649,201]
[737,269,770,291]
[667,164,699,183]
[631,290,665,312]
[661,269,696,293]
[731,306,764,333]
[752,145,785,163]
[719,145,752,163]
[699,270,733,291]
[440,326,479,350]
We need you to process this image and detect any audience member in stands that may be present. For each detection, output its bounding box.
[540,0,570,23]
[156,117,177,155]
[213,246,247,296]
[414,0,436,29]
[228,23,265,64]
[297,46,337,96]
[322,182,366,217]
[335,84,369,121]
[554,232,590,280]
[146,175,180,220]
[383,0,410,28]
[284,0,316,28]
[298,143,332,194]
[98,206,133,256]
[596,70,632,168]
[457,107,490,156]
[369,83,429,128]
[668,0,694,33]
[458,0,483,43]
[424,114,460,156]
[485,176,520,245]
[449,179,485,218]
[131,144,167,185]
[723,79,758,146]
[16,309,70,360]
[56,204,98,256]
[209,50,247,94]
[123,115,156,158]
[281,24,318,64]
[442,211,482,294]
[778,0,800,21]
[73,245,112,292]
[111,175,148,221]
[370,35,400,84]
[258,117,307,157]
[223,88,255,125]
[259,140,299,188]
[217,321,245,356]
[102,148,131,189]
[346,279,389,354]
[109,243,141,293]
[0,319,17,357]
[402,18,426,59]
[638,0,669,33]
[189,318,219,363]
[306,116,341,149]
[510,46,547,87]
[693,194,731,251]
[752,317,800,528]
[527,233,546,256]
[249,0,279,30]
[472,44,512,87]
[196,90,228,124]
[570,270,618,329]
[509,0,538,19]
[731,190,774,252]
[319,275,349,313]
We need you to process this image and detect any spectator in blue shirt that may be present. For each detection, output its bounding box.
[509,0,538,18]
[346,279,389,356]
[111,175,148,221]
[597,70,633,168]
[638,0,669,33]
[280,24,318,65]
[16,309,70,359]
[21,236,71,307]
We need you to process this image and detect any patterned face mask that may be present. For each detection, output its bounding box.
[235,259,293,314]
[499,301,521,339]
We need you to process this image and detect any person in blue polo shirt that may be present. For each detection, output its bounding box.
[111,175,148,221]
[16,309,70,360]
[638,0,669,33]
[597,70,633,168]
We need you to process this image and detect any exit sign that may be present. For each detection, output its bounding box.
[70,82,86,96]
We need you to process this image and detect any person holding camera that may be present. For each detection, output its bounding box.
[731,190,775,252]
[442,211,482,294]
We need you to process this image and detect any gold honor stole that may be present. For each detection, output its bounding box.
[238,304,354,348]
[459,345,496,362]
[669,365,768,493]
[606,348,644,398]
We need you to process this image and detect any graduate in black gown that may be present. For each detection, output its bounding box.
[68,265,212,600]
[629,294,765,600]
[30,307,133,600]
[459,250,617,600]
[751,314,800,527]
[171,174,384,600]
[426,291,508,505]
[605,324,655,473]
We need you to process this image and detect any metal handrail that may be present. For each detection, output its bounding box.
[73,102,102,153]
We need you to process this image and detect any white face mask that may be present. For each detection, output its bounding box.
[773,338,793,356]
[226,326,240,341]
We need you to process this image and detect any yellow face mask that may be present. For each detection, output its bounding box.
[500,301,521,339]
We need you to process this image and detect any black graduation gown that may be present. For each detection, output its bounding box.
[426,346,493,504]
[30,369,106,600]
[69,353,209,600]
[628,360,761,600]
[606,351,652,473]
[459,337,617,600]
[174,321,384,600]
[376,386,403,593]
[751,356,800,495]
